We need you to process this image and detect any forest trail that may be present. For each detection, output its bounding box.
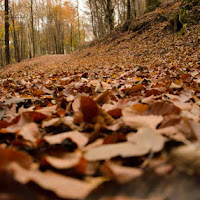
[0,1,200,200]
[1,1,199,79]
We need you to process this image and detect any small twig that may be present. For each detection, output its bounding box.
[141,150,154,169]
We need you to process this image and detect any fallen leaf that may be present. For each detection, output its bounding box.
[42,118,60,128]
[80,96,98,123]
[122,109,163,129]
[19,122,40,143]
[156,126,189,143]
[102,161,143,183]
[43,150,82,169]
[122,84,144,95]
[0,107,5,120]
[36,105,57,116]
[0,148,32,169]
[73,96,98,123]
[127,128,166,153]
[84,142,149,161]
[170,143,200,175]
[145,101,181,115]
[43,131,88,148]
[7,163,99,199]
[83,138,104,152]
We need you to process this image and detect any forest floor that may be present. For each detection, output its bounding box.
[0,0,200,200]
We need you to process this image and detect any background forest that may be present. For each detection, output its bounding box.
[0,0,159,67]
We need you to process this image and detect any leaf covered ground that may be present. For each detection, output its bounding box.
[0,1,200,200]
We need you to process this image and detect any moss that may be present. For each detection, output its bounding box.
[179,0,200,25]
[168,13,183,32]
[182,0,199,6]
[145,0,161,13]
[177,24,187,37]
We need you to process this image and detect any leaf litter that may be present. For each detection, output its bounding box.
[0,1,200,199]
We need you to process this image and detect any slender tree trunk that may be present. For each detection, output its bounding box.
[77,0,81,44]
[30,0,35,57]
[27,24,32,58]
[94,0,101,37]
[5,0,10,65]
[70,24,73,52]
[117,0,121,24]
[127,0,131,20]
[0,39,4,67]
[131,0,136,18]
[89,0,97,38]
[106,0,114,31]
[20,21,25,60]
[123,0,126,21]
[11,4,20,63]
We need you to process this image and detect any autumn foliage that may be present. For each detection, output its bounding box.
[0,0,199,200]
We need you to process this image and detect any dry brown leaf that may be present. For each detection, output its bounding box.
[19,122,40,143]
[94,91,111,104]
[188,120,200,140]
[98,105,115,125]
[102,161,143,183]
[21,111,47,123]
[0,148,32,169]
[42,118,60,128]
[43,150,82,169]
[43,131,88,148]
[156,126,189,143]
[80,96,98,123]
[175,118,198,140]
[170,143,200,175]
[146,101,181,116]
[36,105,57,116]
[73,96,98,123]
[84,142,149,161]
[62,116,78,130]
[122,108,163,129]
[108,108,122,118]
[83,138,104,152]
[105,119,122,131]
[102,82,112,90]
[41,86,54,95]
[154,164,173,175]
[127,128,166,153]
[122,84,144,95]
[7,163,99,199]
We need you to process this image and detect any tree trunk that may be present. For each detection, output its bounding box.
[30,0,35,57]
[88,0,97,38]
[77,0,81,44]
[106,0,114,31]
[70,24,73,52]
[11,3,20,63]
[127,0,131,20]
[5,0,10,65]
[0,39,4,67]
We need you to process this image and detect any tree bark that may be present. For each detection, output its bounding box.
[5,0,10,65]
[127,0,131,20]
[30,0,35,57]
[11,3,20,63]
[106,0,114,31]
